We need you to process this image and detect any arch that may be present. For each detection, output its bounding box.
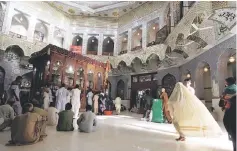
[102,37,114,55]
[34,22,48,42]
[53,29,64,48]
[195,61,212,107]
[5,45,24,57]
[162,73,176,96]
[87,36,98,55]
[10,13,29,36]
[146,53,160,69]
[72,35,83,46]
[117,61,127,69]
[0,66,5,96]
[131,57,143,72]
[117,79,125,99]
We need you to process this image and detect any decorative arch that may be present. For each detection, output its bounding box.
[34,22,48,42]
[5,45,24,57]
[175,33,185,45]
[146,53,160,69]
[131,57,143,72]
[10,13,29,37]
[117,79,125,99]
[87,36,98,55]
[72,35,83,46]
[117,61,127,69]
[162,73,176,96]
[102,37,114,55]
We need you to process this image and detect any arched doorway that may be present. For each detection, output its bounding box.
[102,37,114,56]
[146,53,160,70]
[10,13,29,38]
[132,27,142,51]
[117,79,125,99]
[0,66,5,96]
[71,35,83,54]
[147,21,159,46]
[5,45,24,60]
[131,57,142,73]
[195,62,212,108]
[34,22,48,42]
[87,36,98,55]
[162,73,176,96]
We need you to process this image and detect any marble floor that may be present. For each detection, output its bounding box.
[0,112,233,151]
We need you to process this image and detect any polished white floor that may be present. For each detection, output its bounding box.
[0,112,233,151]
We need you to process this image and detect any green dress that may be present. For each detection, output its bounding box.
[57,110,74,131]
[151,99,164,123]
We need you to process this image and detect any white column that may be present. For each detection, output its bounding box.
[159,15,165,29]
[98,33,103,55]
[27,16,37,42]
[113,33,118,56]
[170,2,175,32]
[82,33,88,55]
[48,24,55,45]
[3,2,14,34]
[127,29,132,52]
[64,25,72,50]
[142,23,147,49]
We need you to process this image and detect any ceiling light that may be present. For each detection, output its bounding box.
[92,39,94,42]
[229,56,235,63]
[107,40,110,43]
[68,66,73,73]
[153,27,156,30]
[77,39,79,42]
[204,67,209,72]
[124,38,127,41]
[186,73,191,78]
[137,33,140,36]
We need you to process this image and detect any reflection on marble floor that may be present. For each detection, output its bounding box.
[0,112,233,151]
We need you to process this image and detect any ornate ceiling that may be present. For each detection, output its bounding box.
[46,1,146,18]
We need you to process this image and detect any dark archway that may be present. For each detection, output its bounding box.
[162,73,176,96]
[72,35,83,46]
[87,36,98,55]
[102,37,114,56]
[0,66,5,96]
[117,79,125,99]
[5,45,24,57]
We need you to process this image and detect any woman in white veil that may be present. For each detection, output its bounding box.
[168,82,222,141]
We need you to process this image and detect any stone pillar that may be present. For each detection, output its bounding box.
[183,1,189,15]
[159,15,165,29]
[114,33,118,56]
[27,16,37,42]
[142,23,147,49]
[170,2,175,32]
[127,28,132,52]
[48,24,55,44]
[3,2,14,34]
[98,33,103,55]
[82,33,88,55]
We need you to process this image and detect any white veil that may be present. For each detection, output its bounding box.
[168,82,222,137]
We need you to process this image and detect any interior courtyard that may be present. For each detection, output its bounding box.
[0,1,236,151]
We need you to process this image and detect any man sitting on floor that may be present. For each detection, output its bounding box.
[57,103,74,131]
[77,105,97,133]
[0,101,15,131]
[7,103,47,146]
[47,102,59,126]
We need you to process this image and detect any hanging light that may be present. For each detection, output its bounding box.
[107,40,110,43]
[92,39,94,42]
[153,26,156,30]
[137,33,140,36]
[124,37,127,41]
[68,66,73,73]
[57,61,60,66]
[204,67,209,72]
[229,56,235,63]
[77,39,79,41]
[186,73,191,78]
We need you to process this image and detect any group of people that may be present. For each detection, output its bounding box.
[0,77,99,146]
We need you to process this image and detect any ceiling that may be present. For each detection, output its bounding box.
[47,1,146,18]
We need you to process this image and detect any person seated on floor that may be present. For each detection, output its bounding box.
[47,102,59,126]
[7,103,47,146]
[130,105,138,113]
[57,103,74,131]
[0,101,15,131]
[77,105,97,133]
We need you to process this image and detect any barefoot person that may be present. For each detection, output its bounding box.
[168,82,222,141]
[160,88,172,124]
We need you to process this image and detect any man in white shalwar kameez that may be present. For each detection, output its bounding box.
[168,82,222,141]
[56,84,69,112]
[71,85,81,118]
